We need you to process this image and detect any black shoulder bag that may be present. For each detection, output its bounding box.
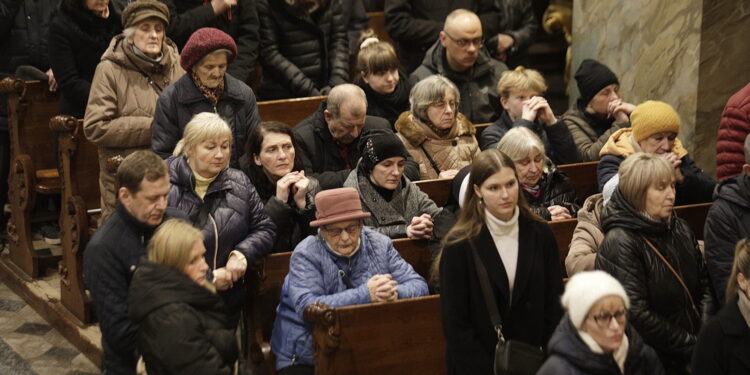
[468,241,544,375]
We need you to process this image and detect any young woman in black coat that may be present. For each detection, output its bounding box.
[692,238,750,375]
[438,149,564,375]
[595,153,713,375]
[48,0,121,117]
[129,219,238,375]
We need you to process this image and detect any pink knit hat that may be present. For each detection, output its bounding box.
[310,188,371,227]
[180,27,237,72]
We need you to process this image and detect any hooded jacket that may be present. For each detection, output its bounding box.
[409,40,506,125]
[480,110,581,165]
[597,128,715,206]
[270,227,429,369]
[704,174,750,305]
[716,82,750,181]
[257,0,349,99]
[565,193,604,276]
[595,189,713,373]
[537,314,664,375]
[563,105,630,162]
[151,72,260,169]
[166,156,276,308]
[343,164,442,238]
[395,111,480,180]
[523,162,580,221]
[128,261,238,375]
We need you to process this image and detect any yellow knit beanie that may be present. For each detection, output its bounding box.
[630,100,680,142]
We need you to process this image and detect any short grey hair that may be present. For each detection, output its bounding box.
[193,49,233,72]
[123,27,135,39]
[409,75,460,124]
[497,127,547,162]
[744,133,750,165]
[327,84,367,119]
[174,112,233,161]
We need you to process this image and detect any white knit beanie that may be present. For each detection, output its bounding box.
[561,271,630,329]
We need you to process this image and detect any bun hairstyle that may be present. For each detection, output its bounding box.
[357,29,399,79]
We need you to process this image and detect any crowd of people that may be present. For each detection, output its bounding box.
[2,1,750,375]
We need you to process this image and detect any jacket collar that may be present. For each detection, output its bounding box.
[114,201,157,234]
[421,40,494,81]
[394,111,476,147]
[176,73,246,105]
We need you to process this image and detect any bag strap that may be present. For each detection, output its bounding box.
[641,236,701,318]
[419,144,442,176]
[468,240,505,343]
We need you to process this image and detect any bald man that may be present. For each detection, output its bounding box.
[409,9,507,125]
[293,84,420,189]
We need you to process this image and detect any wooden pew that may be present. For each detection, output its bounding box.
[257,96,326,126]
[549,218,577,278]
[558,161,599,203]
[304,295,444,375]
[474,122,490,139]
[50,115,100,324]
[414,178,453,207]
[674,202,712,241]
[0,77,62,277]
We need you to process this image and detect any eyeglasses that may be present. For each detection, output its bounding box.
[429,100,457,112]
[589,309,627,328]
[443,30,484,48]
[323,224,361,238]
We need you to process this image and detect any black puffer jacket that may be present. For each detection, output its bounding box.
[49,2,121,117]
[537,314,664,375]
[160,0,259,82]
[257,0,349,99]
[487,0,538,66]
[704,174,750,305]
[152,73,260,169]
[129,261,238,375]
[0,0,56,73]
[595,189,713,374]
[524,163,580,221]
[480,110,581,165]
[166,156,276,309]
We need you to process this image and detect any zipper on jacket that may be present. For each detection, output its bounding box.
[339,269,353,289]
[209,213,219,270]
[291,354,297,365]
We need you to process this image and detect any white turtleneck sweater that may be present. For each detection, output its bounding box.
[485,207,520,294]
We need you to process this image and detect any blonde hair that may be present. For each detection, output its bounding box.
[726,238,750,304]
[496,66,548,98]
[148,219,204,271]
[173,112,233,162]
[496,127,547,163]
[617,153,674,211]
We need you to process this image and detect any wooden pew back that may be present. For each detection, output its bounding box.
[674,202,711,241]
[413,178,453,207]
[549,218,577,278]
[257,96,326,126]
[558,161,599,203]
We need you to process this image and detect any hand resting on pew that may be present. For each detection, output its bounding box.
[367,274,399,302]
[547,205,572,221]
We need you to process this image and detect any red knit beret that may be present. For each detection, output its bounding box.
[180,27,238,71]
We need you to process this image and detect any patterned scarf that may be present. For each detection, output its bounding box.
[191,70,224,106]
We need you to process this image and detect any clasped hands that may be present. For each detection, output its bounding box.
[406,214,434,240]
[276,171,310,209]
[367,274,399,302]
[213,252,247,291]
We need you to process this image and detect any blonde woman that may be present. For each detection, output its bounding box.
[129,219,238,375]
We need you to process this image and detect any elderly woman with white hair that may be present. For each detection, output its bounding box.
[537,270,664,374]
[497,126,579,221]
[395,74,480,180]
[166,112,275,319]
[596,153,713,374]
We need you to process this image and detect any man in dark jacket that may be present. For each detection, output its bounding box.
[83,151,186,375]
[159,0,259,83]
[293,84,419,189]
[409,9,507,125]
[705,134,750,306]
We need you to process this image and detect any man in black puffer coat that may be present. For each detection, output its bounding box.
[257,0,349,100]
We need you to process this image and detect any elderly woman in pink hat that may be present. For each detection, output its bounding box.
[270,187,429,375]
[151,26,260,168]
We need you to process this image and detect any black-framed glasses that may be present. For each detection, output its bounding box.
[589,309,627,328]
[443,30,483,48]
[323,224,361,238]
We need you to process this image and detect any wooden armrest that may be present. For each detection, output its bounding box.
[49,115,80,132]
[303,303,336,326]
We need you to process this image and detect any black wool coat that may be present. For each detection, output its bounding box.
[129,261,238,375]
[595,189,713,374]
[439,215,564,375]
[691,298,750,375]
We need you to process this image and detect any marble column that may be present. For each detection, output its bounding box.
[569,0,750,176]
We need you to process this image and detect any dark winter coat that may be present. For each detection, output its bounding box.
[128,261,238,375]
[257,0,349,99]
[704,174,750,305]
[537,314,664,375]
[716,82,750,181]
[488,0,538,65]
[383,0,500,73]
[0,0,55,74]
[151,73,260,169]
[480,111,581,164]
[595,189,713,374]
[293,101,419,189]
[439,216,564,375]
[48,2,121,117]
[166,156,276,309]
[563,105,629,162]
[409,40,506,125]
[524,164,580,221]
[257,175,321,253]
[160,0,259,82]
[82,203,186,375]
[356,72,410,128]
[691,297,750,375]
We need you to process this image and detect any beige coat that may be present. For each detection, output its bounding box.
[84,35,184,220]
[394,112,479,180]
[565,193,604,276]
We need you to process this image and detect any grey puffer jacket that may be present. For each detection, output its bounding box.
[166,156,276,309]
[343,164,442,238]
